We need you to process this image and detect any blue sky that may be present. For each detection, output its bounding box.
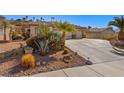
[3,15,121,31]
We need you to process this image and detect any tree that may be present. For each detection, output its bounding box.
[88,26,92,29]
[55,21,76,47]
[22,17,26,21]
[33,17,35,22]
[51,17,55,22]
[108,16,124,40]
[40,17,44,22]
[25,16,28,21]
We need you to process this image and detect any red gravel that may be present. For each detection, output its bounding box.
[0,48,88,77]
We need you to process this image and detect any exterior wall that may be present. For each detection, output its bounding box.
[66,32,72,39]
[75,31,82,39]
[86,32,102,39]
[101,30,115,39]
[0,29,3,40]
[66,31,83,40]
[0,28,10,40]
[85,29,115,39]
[6,28,10,40]
[30,26,38,37]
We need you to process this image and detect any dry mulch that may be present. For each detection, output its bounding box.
[0,48,89,77]
[110,40,124,49]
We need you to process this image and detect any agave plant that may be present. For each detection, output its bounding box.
[34,39,49,56]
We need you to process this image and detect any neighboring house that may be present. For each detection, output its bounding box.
[84,27,116,39]
[14,22,39,37]
[14,22,85,40]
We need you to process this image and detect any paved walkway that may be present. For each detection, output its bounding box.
[32,39,124,77]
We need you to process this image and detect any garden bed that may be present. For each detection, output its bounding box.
[110,40,124,49]
[0,48,89,77]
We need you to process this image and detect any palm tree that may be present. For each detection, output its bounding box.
[51,17,55,22]
[55,21,76,47]
[88,26,92,29]
[22,17,26,21]
[33,17,35,22]
[108,16,124,40]
[25,16,28,21]
[40,17,44,22]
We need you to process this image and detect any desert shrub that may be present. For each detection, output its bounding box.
[48,32,62,50]
[114,40,124,49]
[62,49,69,55]
[21,53,36,68]
[26,36,42,50]
[26,23,62,55]
[11,31,24,40]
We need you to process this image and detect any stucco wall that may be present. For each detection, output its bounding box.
[75,31,83,39]
[85,29,115,39]
[86,32,102,39]
[0,28,10,40]
[102,30,115,38]
[66,32,72,39]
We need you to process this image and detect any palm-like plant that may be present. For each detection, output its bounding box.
[55,21,76,47]
[108,16,124,40]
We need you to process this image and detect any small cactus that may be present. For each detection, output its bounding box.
[21,53,36,68]
[62,49,68,55]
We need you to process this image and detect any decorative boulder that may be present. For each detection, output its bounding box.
[63,54,73,63]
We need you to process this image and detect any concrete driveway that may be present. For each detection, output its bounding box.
[33,39,124,77]
[66,39,124,64]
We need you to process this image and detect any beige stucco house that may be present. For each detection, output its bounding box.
[14,22,85,40]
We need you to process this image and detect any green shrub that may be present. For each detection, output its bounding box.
[48,32,62,50]
[26,23,62,55]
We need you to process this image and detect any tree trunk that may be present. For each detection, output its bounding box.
[118,29,124,40]
[3,26,6,41]
[61,32,66,48]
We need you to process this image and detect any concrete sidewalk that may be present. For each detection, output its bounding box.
[32,59,124,77]
[32,66,102,77]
